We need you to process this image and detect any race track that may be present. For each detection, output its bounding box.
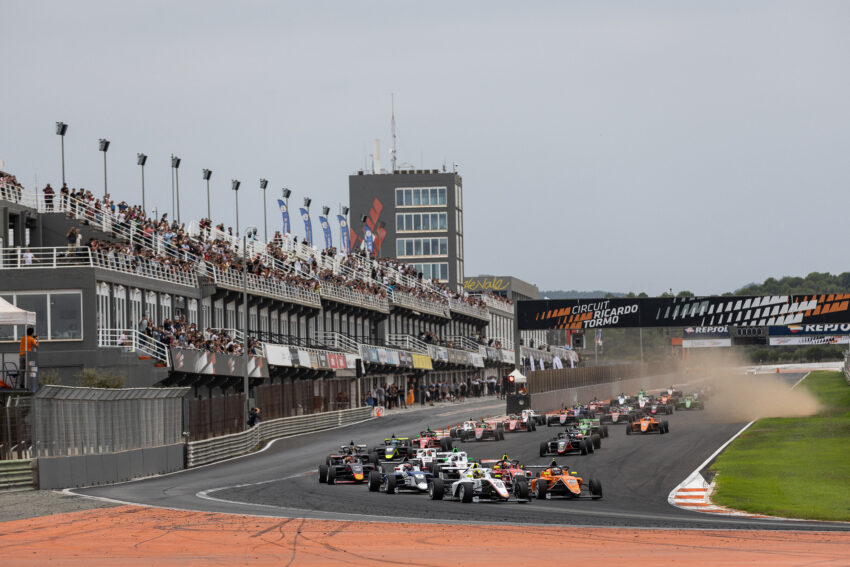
[74,373,850,531]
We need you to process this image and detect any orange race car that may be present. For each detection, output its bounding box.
[529,460,602,500]
[626,414,669,435]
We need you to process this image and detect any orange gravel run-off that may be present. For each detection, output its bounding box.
[1,506,849,566]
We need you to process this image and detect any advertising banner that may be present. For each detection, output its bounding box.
[169,348,268,378]
[299,208,313,247]
[769,335,850,346]
[519,294,850,331]
[337,215,350,253]
[683,326,729,338]
[364,227,374,254]
[276,199,290,235]
[470,353,485,368]
[264,344,294,366]
[412,353,433,369]
[319,215,333,250]
[769,323,850,336]
[682,339,733,348]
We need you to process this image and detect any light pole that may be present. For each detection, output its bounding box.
[232,179,241,236]
[55,122,68,186]
[322,206,330,249]
[259,178,268,242]
[303,197,312,247]
[242,225,258,430]
[137,154,147,214]
[202,169,212,220]
[171,155,181,224]
[282,188,291,235]
[98,138,110,197]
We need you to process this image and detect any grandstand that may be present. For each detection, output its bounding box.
[0,174,571,434]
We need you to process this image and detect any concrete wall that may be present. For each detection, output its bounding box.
[529,372,678,412]
[37,443,184,489]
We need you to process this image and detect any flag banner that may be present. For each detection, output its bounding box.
[337,215,350,253]
[364,226,374,253]
[276,199,290,234]
[299,208,313,247]
[596,329,603,346]
[319,215,332,250]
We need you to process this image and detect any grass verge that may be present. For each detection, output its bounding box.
[709,370,850,521]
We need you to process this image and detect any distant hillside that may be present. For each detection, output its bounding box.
[736,272,850,295]
[539,290,626,299]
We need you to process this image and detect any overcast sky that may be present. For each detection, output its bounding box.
[2,1,848,295]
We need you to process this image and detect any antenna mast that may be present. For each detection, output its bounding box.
[391,93,398,173]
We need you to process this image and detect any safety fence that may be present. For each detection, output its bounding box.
[255,378,355,422]
[527,361,681,395]
[186,406,373,467]
[33,385,188,457]
[186,394,245,442]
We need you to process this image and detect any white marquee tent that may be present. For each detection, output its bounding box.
[0,297,36,326]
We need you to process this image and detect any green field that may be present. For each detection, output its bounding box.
[710,370,850,521]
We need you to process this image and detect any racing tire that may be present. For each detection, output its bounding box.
[368,452,379,465]
[368,470,381,492]
[586,438,595,454]
[498,430,505,441]
[589,478,603,500]
[539,441,548,458]
[515,479,529,501]
[602,425,609,438]
[425,461,435,474]
[325,456,331,466]
[327,467,337,485]
[459,482,474,503]
[592,434,602,450]
[446,438,453,450]
[440,438,449,451]
[626,426,632,436]
[429,478,444,500]
[536,481,548,500]
[662,421,670,434]
[386,474,397,494]
[318,464,329,483]
[580,440,589,455]
[547,418,555,427]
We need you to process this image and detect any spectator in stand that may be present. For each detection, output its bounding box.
[43,184,55,211]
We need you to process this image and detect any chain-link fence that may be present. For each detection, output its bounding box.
[34,385,188,457]
[1,397,31,460]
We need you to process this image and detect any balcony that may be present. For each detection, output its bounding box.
[388,289,450,319]
[448,298,489,322]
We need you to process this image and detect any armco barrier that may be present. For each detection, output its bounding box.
[0,459,36,491]
[186,406,373,467]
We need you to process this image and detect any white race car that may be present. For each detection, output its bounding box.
[521,408,546,426]
[368,461,433,494]
[413,448,471,474]
[428,465,529,503]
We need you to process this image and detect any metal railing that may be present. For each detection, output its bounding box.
[186,406,374,467]
[447,335,483,352]
[97,328,170,364]
[476,294,515,315]
[0,246,198,287]
[209,264,321,307]
[318,282,389,312]
[314,331,360,353]
[388,289,451,318]
[386,333,429,353]
[448,297,490,320]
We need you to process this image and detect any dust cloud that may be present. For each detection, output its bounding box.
[680,351,822,422]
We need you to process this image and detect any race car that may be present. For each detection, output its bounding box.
[676,395,704,410]
[371,436,415,462]
[539,431,594,457]
[599,404,636,425]
[521,408,547,426]
[529,460,602,500]
[451,420,504,442]
[546,407,582,427]
[647,400,674,416]
[584,398,606,416]
[413,448,470,472]
[318,453,379,484]
[428,463,530,503]
[324,442,371,466]
[483,455,534,488]
[367,461,434,494]
[412,428,454,450]
[501,413,537,433]
[626,414,669,435]
[576,417,609,439]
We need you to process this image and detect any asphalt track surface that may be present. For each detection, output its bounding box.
[75,373,850,531]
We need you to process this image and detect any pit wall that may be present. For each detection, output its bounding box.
[529,373,678,412]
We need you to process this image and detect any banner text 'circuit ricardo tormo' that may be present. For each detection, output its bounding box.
[517,294,850,331]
